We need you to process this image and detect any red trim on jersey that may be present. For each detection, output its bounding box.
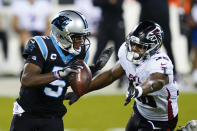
[161,63,166,66]
[167,89,174,120]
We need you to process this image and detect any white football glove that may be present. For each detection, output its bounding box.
[53,63,83,79]
[59,67,78,78]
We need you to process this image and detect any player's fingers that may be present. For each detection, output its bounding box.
[103,46,114,55]
[69,100,75,105]
[66,68,79,74]
[64,92,73,100]
[124,101,129,106]
[72,63,84,69]
[95,47,114,69]
[70,69,79,73]
[74,65,83,69]
[124,98,131,106]
[69,96,79,105]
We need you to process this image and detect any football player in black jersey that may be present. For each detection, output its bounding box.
[9,10,114,131]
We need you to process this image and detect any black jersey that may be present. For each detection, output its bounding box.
[17,36,89,118]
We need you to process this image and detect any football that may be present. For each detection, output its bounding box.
[68,60,92,97]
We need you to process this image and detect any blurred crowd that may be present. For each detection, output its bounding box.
[0,0,197,88]
[0,0,52,75]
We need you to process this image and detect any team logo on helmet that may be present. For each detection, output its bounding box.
[51,15,72,31]
[146,27,162,43]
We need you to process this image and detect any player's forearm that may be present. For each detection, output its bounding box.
[21,72,57,88]
[87,70,116,92]
[140,73,169,95]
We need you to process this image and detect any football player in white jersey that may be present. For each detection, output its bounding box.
[66,21,179,131]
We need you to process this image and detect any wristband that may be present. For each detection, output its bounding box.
[53,71,60,79]
[135,86,143,98]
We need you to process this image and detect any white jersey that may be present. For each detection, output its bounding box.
[118,42,179,121]
[11,0,52,32]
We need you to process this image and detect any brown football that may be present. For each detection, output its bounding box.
[68,60,92,97]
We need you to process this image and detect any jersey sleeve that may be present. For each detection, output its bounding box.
[118,42,126,60]
[118,42,129,68]
[23,38,45,69]
[149,54,174,75]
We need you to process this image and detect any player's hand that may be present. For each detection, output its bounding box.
[124,80,136,106]
[64,92,80,105]
[124,80,143,106]
[95,46,114,70]
[54,63,83,79]
[58,67,78,78]
[90,47,114,74]
[68,59,84,69]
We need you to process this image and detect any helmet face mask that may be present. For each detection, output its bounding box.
[126,21,164,65]
[70,34,90,55]
[51,10,91,55]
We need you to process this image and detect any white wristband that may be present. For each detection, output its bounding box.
[136,86,143,98]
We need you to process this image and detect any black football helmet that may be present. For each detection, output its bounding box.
[126,21,164,64]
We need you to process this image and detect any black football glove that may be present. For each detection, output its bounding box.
[89,46,114,74]
[124,80,143,106]
[64,92,80,105]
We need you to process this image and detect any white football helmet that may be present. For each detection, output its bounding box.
[126,21,164,65]
[51,10,91,55]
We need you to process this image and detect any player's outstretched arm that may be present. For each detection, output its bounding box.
[21,63,57,88]
[87,61,125,93]
[140,73,169,95]
[124,72,169,106]
[64,61,125,105]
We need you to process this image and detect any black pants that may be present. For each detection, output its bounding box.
[9,112,64,131]
[126,105,178,131]
[93,19,125,63]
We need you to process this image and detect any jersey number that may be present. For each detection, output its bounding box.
[44,66,66,98]
[130,77,157,108]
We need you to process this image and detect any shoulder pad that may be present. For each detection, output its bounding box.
[33,36,48,60]
[23,36,49,60]
[23,38,38,58]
